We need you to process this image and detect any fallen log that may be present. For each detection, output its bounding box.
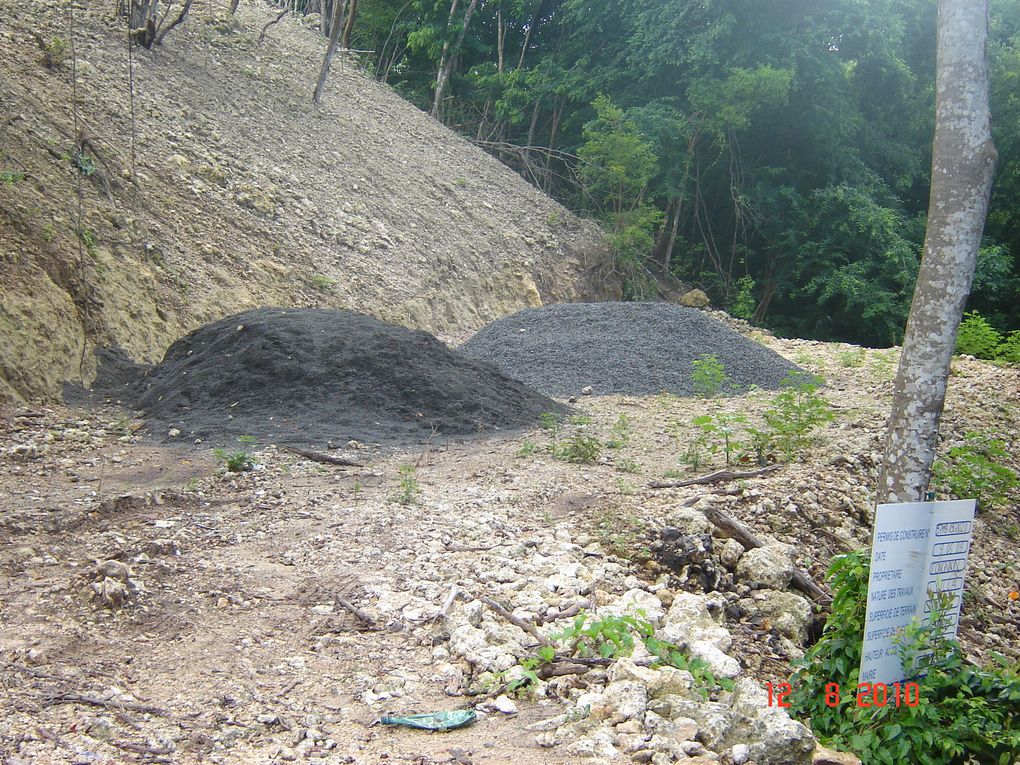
[283,446,363,467]
[701,505,831,605]
[648,464,780,489]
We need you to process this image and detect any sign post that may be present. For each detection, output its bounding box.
[859,499,976,685]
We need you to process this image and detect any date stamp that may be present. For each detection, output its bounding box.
[765,681,921,708]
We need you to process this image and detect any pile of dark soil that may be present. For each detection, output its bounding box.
[84,308,567,447]
[459,302,802,397]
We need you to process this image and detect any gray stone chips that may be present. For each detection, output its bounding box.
[459,302,802,397]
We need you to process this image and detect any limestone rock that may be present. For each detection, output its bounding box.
[678,288,710,308]
[750,590,813,643]
[736,544,795,589]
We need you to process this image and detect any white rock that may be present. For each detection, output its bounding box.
[731,743,751,764]
[720,539,746,570]
[736,544,795,589]
[602,680,648,723]
[491,695,519,715]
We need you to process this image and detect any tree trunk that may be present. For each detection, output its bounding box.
[340,0,358,49]
[229,0,240,15]
[430,0,478,120]
[313,0,346,103]
[517,0,545,70]
[877,0,997,504]
[496,7,505,75]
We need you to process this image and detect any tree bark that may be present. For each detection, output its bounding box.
[877,0,997,504]
[340,0,358,49]
[431,0,479,120]
[313,0,346,103]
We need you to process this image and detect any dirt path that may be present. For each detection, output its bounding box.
[2,338,1019,764]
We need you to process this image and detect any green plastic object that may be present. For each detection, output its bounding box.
[380,710,477,731]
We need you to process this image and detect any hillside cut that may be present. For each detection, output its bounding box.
[459,302,802,397]
[112,308,567,446]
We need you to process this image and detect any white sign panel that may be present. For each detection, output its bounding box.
[859,499,976,685]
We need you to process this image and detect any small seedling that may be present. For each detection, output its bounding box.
[614,457,640,474]
[691,353,729,397]
[392,464,421,505]
[213,448,254,472]
[606,414,632,449]
[554,434,602,464]
[516,439,537,458]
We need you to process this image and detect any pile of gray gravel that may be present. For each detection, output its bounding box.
[458,302,802,397]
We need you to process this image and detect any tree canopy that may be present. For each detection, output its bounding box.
[327,0,1019,345]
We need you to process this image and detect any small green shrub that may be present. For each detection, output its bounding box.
[214,448,254,472]
[997,331,1020,364]
[762,371,834,460]
[519,612,733,697]
[538,412,561,431]
[38,35,69,68]
[555,434,602,464]
[729,275,756,320]
[838,348,866,368]
[691,353,730,397]
[931,432,1018,510]
[692,412,747,467]
[1,170,26,185]
[789,550,1020,765]
[606,414,632,449]
[310,274,334,290]
[391,464,421,505]
[614,457,640,474]
[955,311,1003,359]
[516,439,537,458]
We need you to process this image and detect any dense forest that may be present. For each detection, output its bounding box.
[301,0,1019,347]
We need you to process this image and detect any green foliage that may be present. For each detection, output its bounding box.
[790,551,1020,765]
[516,439,537,458]
[578,95,664,298]
[213,435,257,472]
[538,412,561,432]
[614,457,640,474]
[692,412,747,467]
[1,170,26,184]
[691,353,729,398]
[38,36,69,68]
[729,275,756,320]
[391,464,422,505]
[554,433,602,464]
[838,348,867,368]
[73,150,96,177]
[955,311,1004,359]
[520,612,734,697]
[761,372,834,460]
[998,330,1020,363]
[213,448,254,473]
[310,274,334,290]
[931,432,1019,510]
[606,414,632,449]
[345,0,1020,342]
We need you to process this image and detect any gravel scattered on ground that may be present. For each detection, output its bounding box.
[84,308,567,447]
[459,303,803,397]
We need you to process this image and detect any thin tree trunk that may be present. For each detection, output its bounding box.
[517,0,545,70]
[877,0,997,504]
[313,0,345,103]
[340,0,358,49]
[431,0,478,120]
[229,0,240,15]
[496,7,505,75]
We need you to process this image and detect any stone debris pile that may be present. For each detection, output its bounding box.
[459,303,803,397]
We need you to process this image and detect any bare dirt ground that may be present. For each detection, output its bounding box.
[2,333,1018,765]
